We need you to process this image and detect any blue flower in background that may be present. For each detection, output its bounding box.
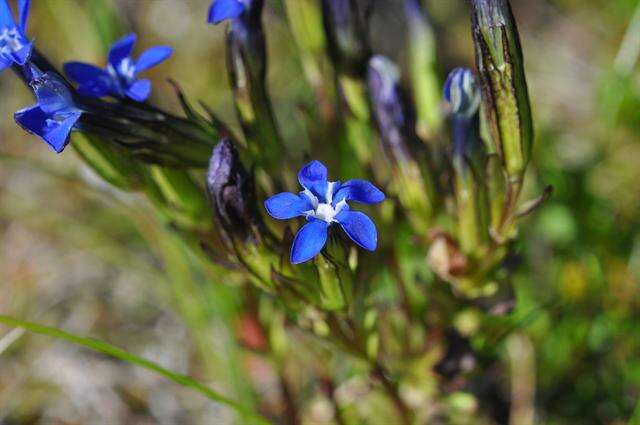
[265,161,385,264]
[443,67,480,118]
[63,33,172,102]
[208,0,247,24]
[444,68,482,160]
[14,68,82,153]
[0,0,32,71]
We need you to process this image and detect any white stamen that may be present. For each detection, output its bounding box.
[118,58,136,80]
[0,27,26,55]
[302,181,347,224]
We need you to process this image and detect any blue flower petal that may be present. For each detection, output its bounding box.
[334,179,385,205]
[77,83,112,98]
[443,68,480,117]
[64,62,108,84]
[0,55,10,71]
[0,0,31,66]
[208,0,246,24]
[9,40,31,65]
[18,0,30,31]
[14,106,80,153]
[31,73,76,115]
[63,62,111,88]
[298,160,329,200]
[135,46,172,74]
[125,79,151,102]
[108,33,137,68]
[264,192,313,220]
[64,62,113,97]
[14,104,46,136]
[42,111,81,153]
[0,0,16,28]
[291,219,329,264]
[336,210,378,251]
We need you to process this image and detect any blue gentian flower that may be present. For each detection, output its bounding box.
[208,0,247,24]
[14,68,82,153]
[63,33,172,102]
[0,0,32,71]
[444,68,482,160]
[265,161,385,264]
[443,68,480,118]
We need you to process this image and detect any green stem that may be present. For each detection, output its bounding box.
[325,314,412,424]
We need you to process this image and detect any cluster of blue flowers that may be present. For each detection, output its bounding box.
[1,0,173,152]
[1,0,387,265]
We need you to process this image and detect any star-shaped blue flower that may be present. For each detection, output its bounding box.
[0,0,32,72]
[265,161,385,264]
[14,67,82,153]
[208,0,247,24]
[63,33,172,102]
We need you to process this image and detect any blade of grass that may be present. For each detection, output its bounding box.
[631,400,640,425]
[614,0,640,75]
[0,328,25,355]
[2,150,258,418]
[0,315,269,425]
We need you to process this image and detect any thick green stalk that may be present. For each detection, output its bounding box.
[72,133,143,191]
[143,166,211,232]
[341,76,376,167]
[226,3,284,174]
[470,0,533,184]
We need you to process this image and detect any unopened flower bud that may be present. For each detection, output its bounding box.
[207,139,281,292]
[223,0,283,172]
[321,0,370,77]
[443,68,483,164]
[367,55,417,164]
[367,55,435,231]
[444,69,488,258]
[469,0,533,182]
[226,0,266,82]
[444,67,481,119]
[207,139,263,247]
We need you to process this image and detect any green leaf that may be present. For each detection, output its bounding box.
[0,315,269,425]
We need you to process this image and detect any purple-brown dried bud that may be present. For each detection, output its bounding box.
[207,139,263,246]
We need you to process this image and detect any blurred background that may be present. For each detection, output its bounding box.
[1,0,639,423]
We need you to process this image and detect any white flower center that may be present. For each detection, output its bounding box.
[0,27,25,54]
[118,58,136,80]
[108,58,136,90]
[303,181,347,224]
